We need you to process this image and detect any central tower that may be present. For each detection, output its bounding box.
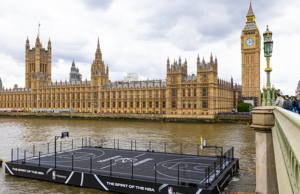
[91,38,109,86]
[25,34,52,89]
[241,1,261,106]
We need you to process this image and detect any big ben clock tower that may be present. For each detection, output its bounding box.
[241,1,261,106]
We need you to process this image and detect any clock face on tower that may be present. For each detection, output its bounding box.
[245,38,254,47]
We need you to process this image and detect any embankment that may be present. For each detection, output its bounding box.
[0,112,252,123]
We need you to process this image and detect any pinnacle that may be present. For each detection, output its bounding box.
[247,0,254,16]
[97,37,100,51]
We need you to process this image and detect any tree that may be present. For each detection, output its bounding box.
[237,103,252,112]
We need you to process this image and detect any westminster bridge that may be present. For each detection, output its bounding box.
[251,106,300,194]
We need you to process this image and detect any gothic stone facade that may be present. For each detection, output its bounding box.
[0,36,241,115]
[241,1,261,105]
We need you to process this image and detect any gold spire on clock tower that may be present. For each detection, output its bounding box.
[241,0,261,106]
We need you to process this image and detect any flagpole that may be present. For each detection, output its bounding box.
[38,21,40,38]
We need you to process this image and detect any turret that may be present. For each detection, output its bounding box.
[210,53,213,70]
[95,37,102,60]
[35,34,41,48]
[26,36,30,50]
[197,54,200,66]
[179,56,181,67]
[69,60,82,82]
[48,37,51,51]
[167,57,170,71]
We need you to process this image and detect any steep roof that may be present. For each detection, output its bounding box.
[247,1,255,16]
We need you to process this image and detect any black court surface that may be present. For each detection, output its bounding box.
[23,147,219,185]
[6,140,239,194]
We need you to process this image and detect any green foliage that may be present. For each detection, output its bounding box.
[237,103,252,112]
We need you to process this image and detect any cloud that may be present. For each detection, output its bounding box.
[0,0,299,96]
[135,0,284,51]
[80,0,114,11]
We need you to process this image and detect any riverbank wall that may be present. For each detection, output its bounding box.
[0,112,252,123]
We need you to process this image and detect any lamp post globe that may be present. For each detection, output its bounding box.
[262,25,275,106]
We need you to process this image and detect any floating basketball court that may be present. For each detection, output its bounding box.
[5,137,239,194]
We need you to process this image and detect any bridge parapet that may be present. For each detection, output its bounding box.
[273,107,300,194]
[251,106,278,194]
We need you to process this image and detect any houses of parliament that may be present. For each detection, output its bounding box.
[0,1,261,115]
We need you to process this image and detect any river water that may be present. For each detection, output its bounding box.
[0,118,255,193]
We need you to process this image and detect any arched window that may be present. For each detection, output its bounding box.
[172,77,175,82]
[98,54,99,59]
[95,79,97,85]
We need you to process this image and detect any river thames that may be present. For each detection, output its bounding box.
[0,118,255,193]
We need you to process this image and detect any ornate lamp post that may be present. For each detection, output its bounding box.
[262,25,275,106]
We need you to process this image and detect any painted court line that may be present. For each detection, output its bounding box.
[134,153,145,158]
[100,163,117,169]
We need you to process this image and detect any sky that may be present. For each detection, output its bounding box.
[0,0,299,95]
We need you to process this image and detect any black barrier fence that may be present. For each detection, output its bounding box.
[203,146,234,186]
[10,137,234,188]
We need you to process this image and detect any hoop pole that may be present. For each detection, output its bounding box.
[90,156,92,173]
[11,149,13,162]
[24,150,26,164]
[164,142,166,153]
[60,141,62,152]
[33,145,35,157]
[118,139,119,150]
[220,157,222,172]
[206,167,209,187]
[39,152,40,166]
[131,140,132,151]
[72,154,73,171]
[180,143,182,154]
[82,138,83,148]
[177,164,179,185]
[17,148,19,161]
[114,139,115,149]
[135,140,136,151]
[149,141,151,151]
[110,159,112,176]
[131,160,133,179]
[155,163,156,182]
[214,161,216,179]
[72,139,73,149]
[55,138,56,168]
[47,143,49,154]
